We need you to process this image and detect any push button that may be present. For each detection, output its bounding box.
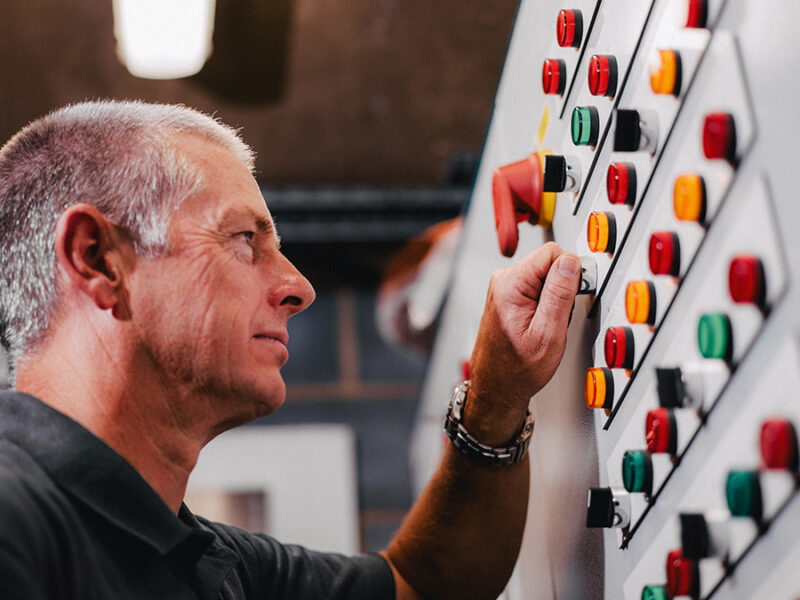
[588,54,618,97]
[649,232,681,276]
[491,152,543,257]
[614,109,658,153]
[622,449,653,495]
[641,586,668,600]
[606,162,636,205]
[543,154,581,192]
[572,106,599,146]
[542,59,567,95]
[725,469,763,519]
[728,255,766,307]
[697,313,732,361]
[585,367,614,409]
[760,419,798,470]
[680,513,728,559]
[586,487,631,528]
[605,326,634,369]
[650,49,682,96]
[685,0,708,28]
[625,280,656,325]
[645,407,677,454]
[702,112,737,163]
[666,549,699,599]
[673,173,707,223]
[557,9,583,48]
[587,212,616,253]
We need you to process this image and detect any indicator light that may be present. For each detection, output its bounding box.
[585,367,614,409]
[614,109,658,153]
[622,450,652,494]
[605,326,634,369]
[557,9,583,48]
[587,212,616,253]
[586,487,631,528]
[728,255,766,306]
[588,54,618,97]
[649,232,681,276]
[645,407,677,454]
[697,313,732,360]
[673,173,707,222]
[606,162,636,205]
[650,49,682,96]
[685,0,708,28]
[702,112,737,162]
[625,280,656,325]
[760,419,798,470]
[665,549,699,599]
[542,59,566,95]
[641,586,668,600]
[725,470,763,519]
[491,152,543,257]
[571,106,599,146]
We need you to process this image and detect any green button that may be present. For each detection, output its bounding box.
[622,450,652,494]
[726,470,762,519]
[697,313,732,359]
[571,106,598,146]
[641,585,668,600]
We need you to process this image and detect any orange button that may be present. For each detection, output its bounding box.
[650,49,681,96]
[585,367,614,409]
[625,280,656,324]
[587,212,616,253]
[673,173,706,222]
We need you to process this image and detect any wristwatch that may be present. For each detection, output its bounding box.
[443,380,534,466]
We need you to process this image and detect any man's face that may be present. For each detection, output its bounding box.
[127,135,315,430]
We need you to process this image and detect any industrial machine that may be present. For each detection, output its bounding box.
[411,1,800,597]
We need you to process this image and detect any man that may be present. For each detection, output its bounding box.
[0,101,581,599]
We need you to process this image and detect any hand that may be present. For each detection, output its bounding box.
[466,242,581,442]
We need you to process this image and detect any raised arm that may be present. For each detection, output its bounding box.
[383,242,581,600]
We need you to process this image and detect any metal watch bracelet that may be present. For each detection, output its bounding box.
[443,380,534,466]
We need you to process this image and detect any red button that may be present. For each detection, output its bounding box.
[649,232,680,276]
[557,9,583,48]
[666,549,698,597]
[588,55,617,97]
[646,408,677,454]
[760,419,798,470]
[604,327,634,369]
[685,0,708,28]
[702,112,736,162]
[542,59,566,95]
[461,359,471,381]
[728,255,765,306]
[607,162,636,205]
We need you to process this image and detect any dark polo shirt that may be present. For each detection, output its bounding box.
[0,391,395,599]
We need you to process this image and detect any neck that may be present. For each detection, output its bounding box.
[16,323,211,514]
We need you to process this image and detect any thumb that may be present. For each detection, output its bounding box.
[532,253,581,333]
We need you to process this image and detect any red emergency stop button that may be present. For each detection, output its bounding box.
[557,9,583,48]
[702,112,737,162]
[605,327,634,369]
[728,255,766,306]
[492,153,543,257]
[649,232,681,276]
[543,59,567,95]
[666,549,699,598]
[760,419,798,470]
[588,55,618,97]
[607,162,636,205]
[646,407,677,454]
[685,0,708,28]
[585,367,614,409]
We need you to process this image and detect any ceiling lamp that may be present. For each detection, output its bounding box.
[112,0,216,79]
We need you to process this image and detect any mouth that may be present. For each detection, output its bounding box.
[253,332,289,346]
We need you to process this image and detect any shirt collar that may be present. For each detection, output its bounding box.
[0,391,200,557]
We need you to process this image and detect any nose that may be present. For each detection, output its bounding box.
[268,252,316,315]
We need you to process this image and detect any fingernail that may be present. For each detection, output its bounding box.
[558,255,580,277]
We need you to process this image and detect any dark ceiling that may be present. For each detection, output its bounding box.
[0,0,517,187]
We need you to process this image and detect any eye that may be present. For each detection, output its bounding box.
[236,231,256,247]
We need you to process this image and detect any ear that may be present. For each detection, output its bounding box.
[54,203,129,313]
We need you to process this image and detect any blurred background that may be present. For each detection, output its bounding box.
[0,0,517,552]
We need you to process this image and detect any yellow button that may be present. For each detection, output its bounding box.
[585,367,613,409]
[650,49,680,96]
[673,173,705,222]
[587,212,615,253]
[625,280,655,324]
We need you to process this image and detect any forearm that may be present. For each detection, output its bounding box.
[386,442,530,600]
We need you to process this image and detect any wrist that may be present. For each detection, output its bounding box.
[464,379,531,446]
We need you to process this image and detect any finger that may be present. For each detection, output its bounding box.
[512,242,564,297]
[532,253,581,333]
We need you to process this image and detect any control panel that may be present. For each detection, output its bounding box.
[411,1,800,597]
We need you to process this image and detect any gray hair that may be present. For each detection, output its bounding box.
[0,99,255,368]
